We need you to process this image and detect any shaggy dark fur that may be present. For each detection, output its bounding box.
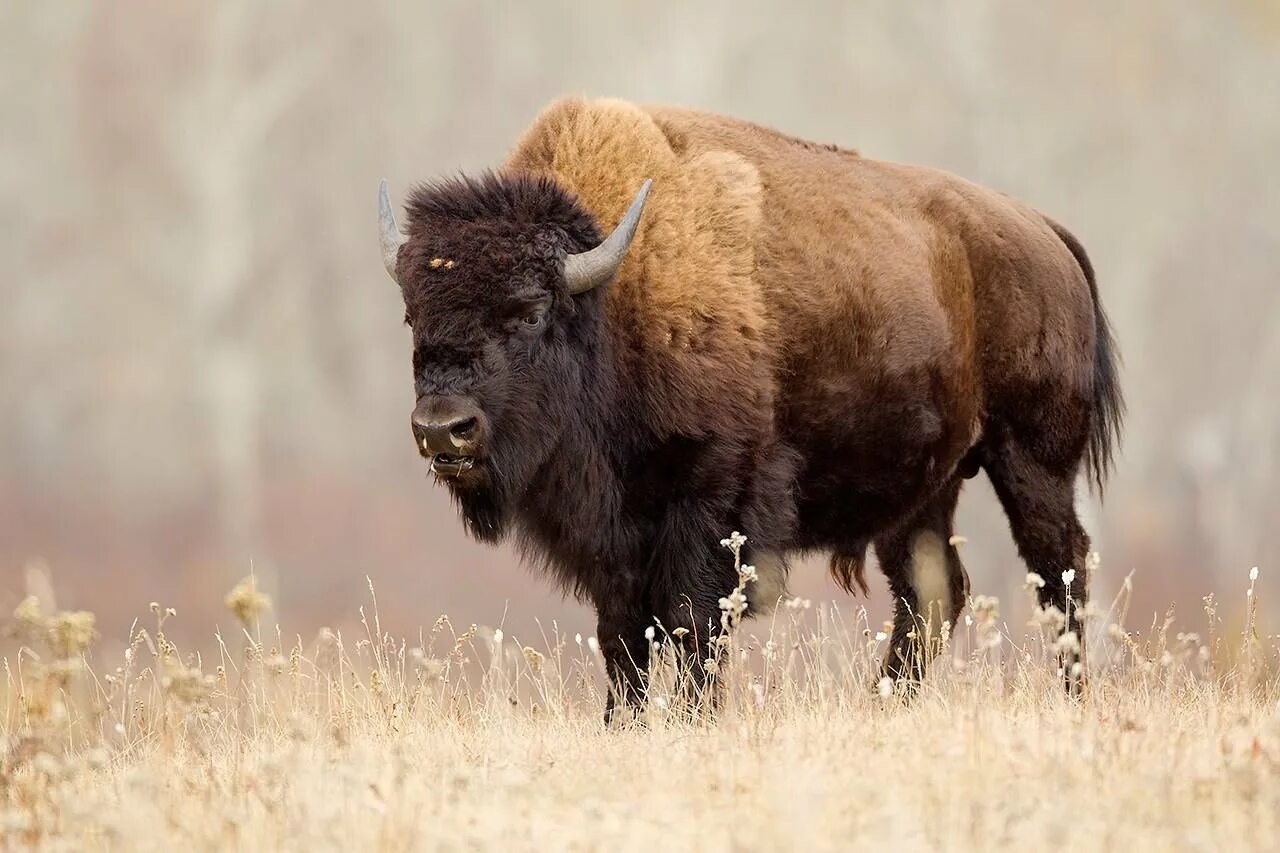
[389,99,1123,718]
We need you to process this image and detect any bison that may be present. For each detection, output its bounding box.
[378,97,1122,717]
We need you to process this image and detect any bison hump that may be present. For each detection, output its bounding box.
[507,97,777,440]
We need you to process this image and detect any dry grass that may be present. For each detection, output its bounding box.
[3,553,1279,851]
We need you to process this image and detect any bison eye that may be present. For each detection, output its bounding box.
[510,296,551,334]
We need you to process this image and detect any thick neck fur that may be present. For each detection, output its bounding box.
[510,311,635,599]
[458,288,640,602]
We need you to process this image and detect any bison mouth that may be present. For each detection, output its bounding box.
[430,453,476,478]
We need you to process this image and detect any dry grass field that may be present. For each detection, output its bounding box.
[3,547,1278,851]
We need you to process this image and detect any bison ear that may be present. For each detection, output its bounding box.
[379,179,408,284]
[563,179,652,295]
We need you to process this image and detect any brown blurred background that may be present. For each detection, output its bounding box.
[2,1,1277,647]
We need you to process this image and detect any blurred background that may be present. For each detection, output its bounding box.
[2,1,1278,648]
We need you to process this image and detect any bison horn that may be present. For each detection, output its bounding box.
[563,179,653,295]
[379,178,407,283]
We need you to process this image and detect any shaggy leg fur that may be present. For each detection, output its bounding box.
[984,440,1091,693]
[875,479,969,684]
[597,609,652,725]
[596,536,740,723]
[599,587,738,723]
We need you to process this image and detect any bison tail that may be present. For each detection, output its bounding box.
[1047,218,1125,494]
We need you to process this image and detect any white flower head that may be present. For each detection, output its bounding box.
[877,676,894,699]
[1033,605,1066,630]
[874,631,888,642]
[1055,631,1081,655]
[1250,566,1259,582]
[1062,569,1076,587]
[644,626,656,642]
[1025,572,1046,590]
[492,628,503,645]
[719,590,748,614]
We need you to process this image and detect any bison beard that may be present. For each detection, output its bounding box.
[382,97,1123,720]
[455,485,506,545]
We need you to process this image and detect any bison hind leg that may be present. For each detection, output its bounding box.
[983,434,1091,694]
[874,478,968,686]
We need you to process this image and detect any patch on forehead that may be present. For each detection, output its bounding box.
[428,258,457,269]
[745,550,788,617]
[910,530,951,628]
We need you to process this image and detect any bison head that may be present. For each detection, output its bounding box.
[378,172,651,541]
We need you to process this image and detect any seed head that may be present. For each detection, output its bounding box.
[13,595,42,627]
[718,590,748,616]
[224,577,270,625]
[50,610,96,657]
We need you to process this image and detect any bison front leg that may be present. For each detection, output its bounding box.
[595,567,735,723]
[596,609,652,725]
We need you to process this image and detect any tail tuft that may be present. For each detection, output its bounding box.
[1047,219,1125,494]
[830,547,870,596]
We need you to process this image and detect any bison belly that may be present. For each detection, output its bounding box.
[782,368,971,551]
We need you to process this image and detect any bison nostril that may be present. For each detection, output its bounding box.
[412,398,483,457]
[449,417,479,443]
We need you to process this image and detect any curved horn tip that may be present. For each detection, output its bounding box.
[563,178,654,295]
[379,178,407,283]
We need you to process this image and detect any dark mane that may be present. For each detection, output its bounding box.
[405,170,600,244]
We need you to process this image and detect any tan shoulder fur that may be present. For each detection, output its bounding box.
[505,97,778,439]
